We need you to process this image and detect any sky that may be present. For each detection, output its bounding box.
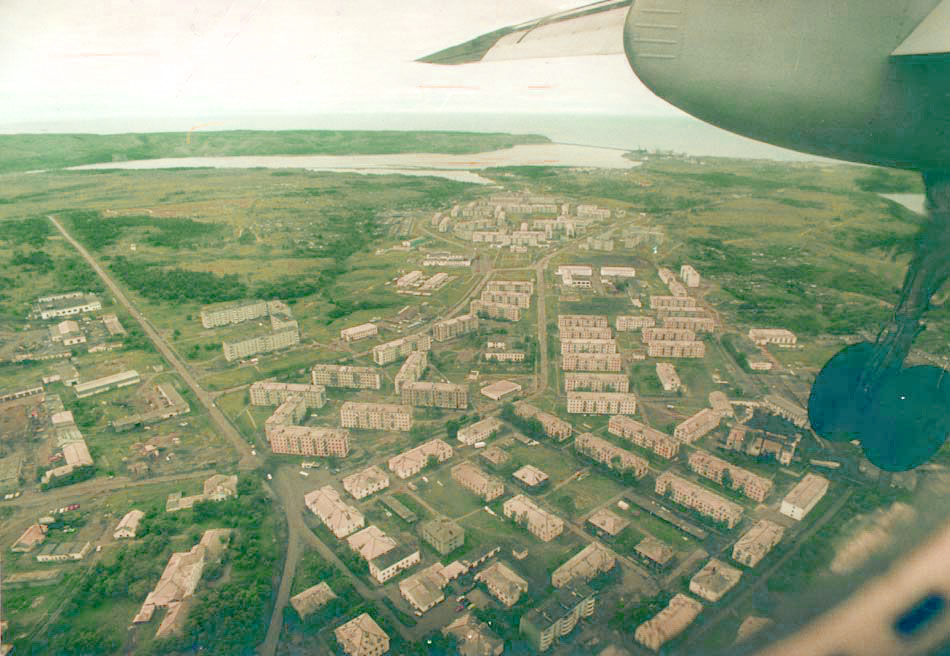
[0,0,679,132]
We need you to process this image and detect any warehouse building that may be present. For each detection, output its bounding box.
[780,474,829,520]
[34,292,102,320]
[340,323,378,343]
[74,370,140,398]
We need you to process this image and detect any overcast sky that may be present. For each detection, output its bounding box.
[0,0,680,132]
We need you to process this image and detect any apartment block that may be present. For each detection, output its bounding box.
[311,365,382,390]
[223,328,299,362]
[551,543,615,588]
[643,327,697,343]
[674,408,721,444]
[520,584,597,653]
[513,402,573,441]
[420,518,464,555]
[431,313,478,342]
[655,363,681,392]
[574,432,648,477]
[304,486,365,538]
[561,339,618,355]
[400,381,468,409]
[457,417,503,445]
[607,416,680,459]
[763,395,810,429]
[475,561,529,607]
[388,439,454,479]
[559,326,614,340]
[372,333,431,366]
[780,473,829,520]
[616,315,656,332]
[369,543,421,583]
[34,292,102,320]
[647,340,706,359]
[567,392,637,416]
[749,328,797,346]
[200,299,279,328]
[650,296,698,311]
[503,495,564,542]
[709,391,733,417]
[564,373,629,393]
[451,462,504,501]
[480,290,531,309]
[687,451,774,502]
[340,402,412,432]
[267,425,350,458]
[558,314,609,330]
[340,323,378,343]
[655,472,743,528]
[635,594,703,652]
[663,315,716,332]
[680,265,701,287]
[250,381,327,408]
[690,559,742,602]
[577,204,611,219]
[470,300,521,322]
[486,280,534,294]
[732,519,785,567]
[394,352,427,395]
[335,614,389,656]
[562,353,623,372]
[342,465,390,500]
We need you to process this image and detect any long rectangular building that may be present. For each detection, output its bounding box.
[400,381,468,409]
[34,292,102,320]
[200,299,276,328]
[650,296,697,311]
[372,333,431,366]
[647,341,705,358]
[311,365,381,390]
[607,416,680,459]
[451,462,504,501]
[74,370,140,398]
[564,373,629,393]
[513,402,573,441]
[340,402,412,432]
[503,495,564,542]
[655,472,743,528]
[394,352,427,395]
[457,417,503,445]
[574,432,648,477]
[223,328,299,362]
[616,315,655,331]
[643,327,697,343]
[674,408,721,444]
[733,519,785,567]
[470,300,521,322]
[486,280,534,294]
[559,326,613,340]
[562,353,623,372]
[561,339,618,355]
[250,381,326,408]
[267,425,350,457]
[480,290,531,309]
[662,316,716,332]
[635,594,703,652]
[567,392,637,416]
[780,473,829,520]
[388,439,454,479]
[431,314,478,342]
[687,451,773,502]
[558,314,608,330]
[340,323,378,343]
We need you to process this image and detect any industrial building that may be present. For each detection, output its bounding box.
[687,451,773,502]
[432,313,479,341]
[372,333,431,365]
[480,380,522,401]
[311,365,381,390]
[674,408,721,443]
[340,402,412,432]
[74,370,140,398]
[780,473,830,520]
[655,473,743,528]
[34,292,102,320]
[574,433,648,477]
[400,381,468,409]
[564,373,629,393]
[607,416,680,459]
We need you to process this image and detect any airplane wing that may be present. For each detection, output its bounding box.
[892,0,950,57]
[417,0,631,65]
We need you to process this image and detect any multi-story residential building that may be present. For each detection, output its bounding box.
[480,290,531,309]
[607,416,680,459]
[647,340,706,358]
[34,292,102,320]
[732,519,785,567]
[484,350,526,363]
[687,451,774,502]
[388,439,454,479]
[334,614,389,656]
[564,373,629,393]
[635,594,703,652]
[559,325,614,340]
[401,381,468,409]
[74,370,141,398]
[643,327,697,343]
[394,352,427,395]
[223,328,299,362]
[304,486,365,538]
[663,315,716,333]
[655,473,743,528]
[311,365,381,390]
[650,296,698,311]
[250,381,327,408]
[574,433,648,477]
[513,402,573,441]
[551,543,615,588]
[200,299,282,328]
[340,402,412,432]
[708,391,733,417]
[587,236,613,252]
[763,394,810,428]
[486,280,535,294]
[368,542,421,583]
[372,333,431,365]
[442,614,504,656]
[451,462,504,501]
[667,280,688,297]
[520,584,597,653]
[780,473,829,520]
[577,204,611,219]
[561,339,618,355]
[431,314,479,342]
[689,558,742,602]
[562,353,623,372]
[503,495,565,542]
[674,408,721,443]
[587,508,630,537]
[567,392,637,416]
[475,561,529,607]
[399,563,448,614]
[557,314,608,330]
[680,265,701,287]
[470,300,521,322]
[512,464,549,489]
[749,328,797,346]
[342,466,390,500]
[267,425,350,458]
[656,363,682,392]
[264,395,307,436]
[420,518,464,555]
[340,323,378,343]
[635,536,674,567]
[616,315,656,332]
[457,417,503,445]
[347,526,397,563]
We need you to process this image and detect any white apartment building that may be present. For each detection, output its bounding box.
[432,314,478,342]
[223,328,299,362]
[650,296,698,311]
[780,474,829,520]
[401,381,468,409]
[749,328,797,346]
[559,326,614,340]
[567,392,637,416]
[470,300,521,322]
[557,314,608,330]
[486,280,534,294]
[561,339,618,355]
[481,290,532,309]
[662,315,716,332]
[600,266,636,278]
[643,327,697,344]
[647,341,706,359]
